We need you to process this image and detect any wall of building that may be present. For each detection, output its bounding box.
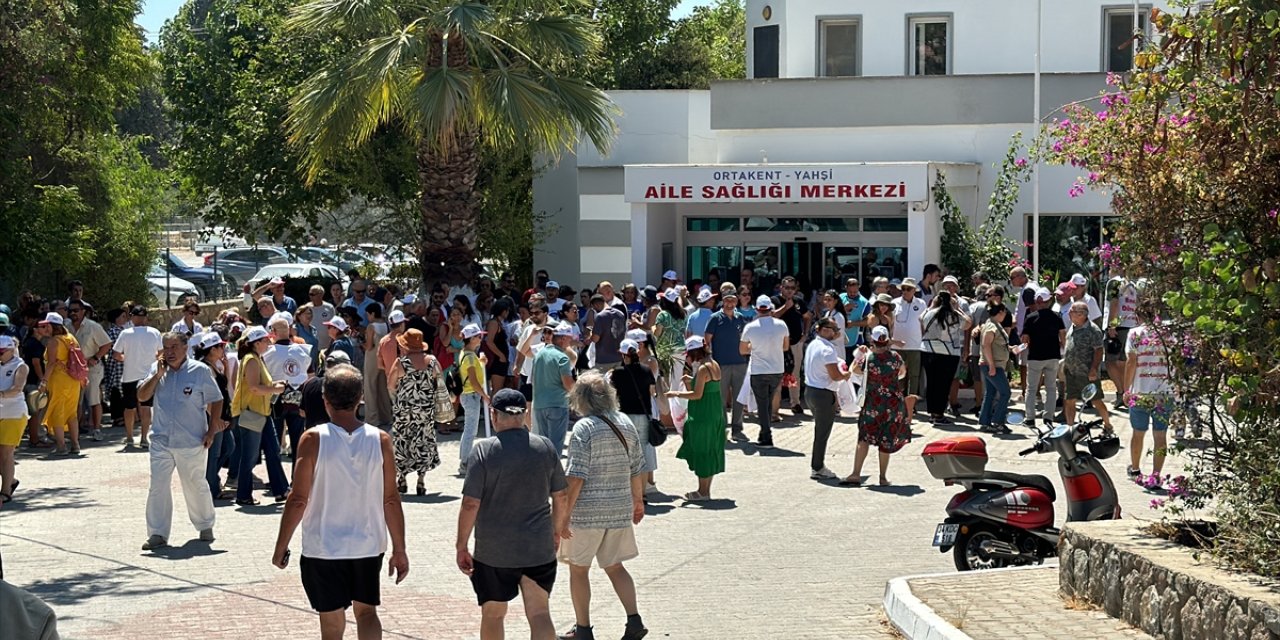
[745,0,1172,79]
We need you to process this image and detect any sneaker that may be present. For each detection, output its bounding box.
[199,528,215,542]
[142,535,168,551]
[558,625,595,640]
[810,467,839,480]
[53,446,69,456]
[643,483,662,498]
[949,404,962,419]
[756,440,774,449]
[69,447,81,456]
[91,429,103,442]
[791,404,805,416]
[457,464,467,476]
[1126,465,1141,479]
[730,429,748,442]
[622,618,649,640]
[933,416,954,425]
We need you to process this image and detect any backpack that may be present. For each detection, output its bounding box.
[444,364,464,396]
[64,337,90,387]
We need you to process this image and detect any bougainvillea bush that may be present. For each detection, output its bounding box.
[1049,0,1280,577]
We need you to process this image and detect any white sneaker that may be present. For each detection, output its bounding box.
[91,429,103,441]
[810,467,839,480]
[643,483,662,497]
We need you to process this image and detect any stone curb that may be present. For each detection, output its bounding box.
[883,565,1054,640]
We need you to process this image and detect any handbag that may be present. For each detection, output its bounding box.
[622,365,666,446]
[432,360,456,423]
[239,408,268,433]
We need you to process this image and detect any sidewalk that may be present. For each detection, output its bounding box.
[884,566,1153,640]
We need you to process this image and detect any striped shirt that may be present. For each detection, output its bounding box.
[565,412,645,529]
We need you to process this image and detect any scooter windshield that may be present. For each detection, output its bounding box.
[1049,423,1073,439]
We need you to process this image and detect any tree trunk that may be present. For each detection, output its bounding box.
[416,132,480,289]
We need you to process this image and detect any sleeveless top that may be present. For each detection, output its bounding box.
[0,357,29,420]
[232,354,274,417]
[300,423,388,559]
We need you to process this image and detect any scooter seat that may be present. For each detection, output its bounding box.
[979,471,1057,501]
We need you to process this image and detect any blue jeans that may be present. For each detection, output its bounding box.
[205,426,237,497]
[979,367,1011,426]
[1130,404,1170,432]
[236,419,289,502]
[533,406,570,457]
[459,392,485,468]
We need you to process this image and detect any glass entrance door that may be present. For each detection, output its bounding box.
[824,245,861,292]
[780,242,826,299]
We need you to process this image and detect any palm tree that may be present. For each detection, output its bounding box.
[286,0,615,286]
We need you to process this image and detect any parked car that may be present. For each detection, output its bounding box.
[193,226,248,256]
[249,263,345,304]
[201,246,293,288]
[157,251,234,300]
[291,246,378,277]
[146,265,201,308]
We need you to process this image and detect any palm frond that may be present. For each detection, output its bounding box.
[287,0,397,35]
[400,65,477,151]
[500,14,601,60]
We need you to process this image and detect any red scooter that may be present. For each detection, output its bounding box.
[923,392,1122,571]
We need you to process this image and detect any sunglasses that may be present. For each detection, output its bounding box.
[354,289,367,294]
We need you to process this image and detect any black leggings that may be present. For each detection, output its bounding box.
[922,353,961,416]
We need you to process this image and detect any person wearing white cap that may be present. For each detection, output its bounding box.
[665,335,725,501]
[457,323,490,474]
[0,335,30,503]
[803,318,852,480]
[377,309,408,394]
[652,288,688,388]
[264,313,315,461]
[322,316,359,368]
[543,281,566,318]
[661,270,678,289]
[739,294,790,447]
[35,312,84,455]
[1020,288,1066,427]
[136,331,227,550]
[193,332,235,500]
[891,278,925,422]
[609,338,661,498]
[251,276,298,316]
[841,325,909,487]
[530,322,577,456]
[685,288,717,340]
[1068,273,1103,324]
[114,304,165,447]
[305,285,337,349]
[232,326,291,506]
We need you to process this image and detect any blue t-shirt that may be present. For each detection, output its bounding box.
[686,307,713,338]
[145,359,223,449]
[704,310,748,366]
[840,292,872,346]
[532,346,572,408]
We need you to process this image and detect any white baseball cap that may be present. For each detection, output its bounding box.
[461,323,486,339]
[269,311,293,327]
[618,338,640,354]
[1034,287,1052,302]
[196,332,226,350]
[552,322,576,337]
[696,289,717,303]
[0,335,17,350]
[242,326,270,343]
[662,270,678,281]
[230,322,247,333]
[323,317,349,332]
[387,309,406,325]
[625,329,648,342]
[942,275,960,286]
[755,295,774,310]
[684,335,705,351]
[870,325,890,342]
[39,312,64,325]
[662,288,680,303]
[1071,273,1088,286]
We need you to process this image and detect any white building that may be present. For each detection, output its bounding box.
[533,0,1171,293]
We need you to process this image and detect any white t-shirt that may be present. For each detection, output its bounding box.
[1125,325,1172,396]
[1081,294,1103,322]
[546,298,566,319]
[803,337,841,391]
[518,322,548,377]
[1105,281,1139,329]
[741,316,789,375]
[892,296,926,350]
[263,342,314,387]
[113,326,164,383]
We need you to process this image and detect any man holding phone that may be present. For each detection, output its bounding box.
[272,364,409,640]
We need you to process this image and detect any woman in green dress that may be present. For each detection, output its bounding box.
[667,335,724,501]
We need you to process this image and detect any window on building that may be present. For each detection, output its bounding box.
[686,217,741,232]
[863,217,909,232]
[819,18,859,77]
[862,247,909,289]
[1103,8,1150,72]
[686,246,743,285]
[909,17,950,76]
[742,217,859,232]
[753,25,779,79]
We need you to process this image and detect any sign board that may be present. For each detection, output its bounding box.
[623,163,929,203]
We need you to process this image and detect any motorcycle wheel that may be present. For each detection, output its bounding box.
[952,524,1010,572]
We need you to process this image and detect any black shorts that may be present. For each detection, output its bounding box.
[520,379,533,402]
[120,381,153,410]
[470,559,556,605]
[300,554,383,612]
[485,360,507,379]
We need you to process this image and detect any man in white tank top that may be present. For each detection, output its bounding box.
[271,364,408,639]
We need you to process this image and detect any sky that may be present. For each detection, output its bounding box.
[137,0,713,43]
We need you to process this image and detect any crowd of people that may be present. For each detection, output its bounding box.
[0,261,1178,638]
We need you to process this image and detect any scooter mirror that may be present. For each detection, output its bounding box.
[1006,409,1026,426]
[1081,383,1101,403]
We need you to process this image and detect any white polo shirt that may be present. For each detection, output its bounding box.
[892,295,926,351]
[803,336,841,391]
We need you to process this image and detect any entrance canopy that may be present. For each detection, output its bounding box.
[624,162,931,204]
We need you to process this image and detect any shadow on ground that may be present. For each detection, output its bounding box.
[2,486,99,512]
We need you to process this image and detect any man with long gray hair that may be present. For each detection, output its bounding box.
[557,370,648,640]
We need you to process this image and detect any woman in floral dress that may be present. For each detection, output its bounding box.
[389,328,441,495]
[841,325,909,487]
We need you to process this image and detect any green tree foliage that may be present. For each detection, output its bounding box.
[1049,0,1280,576]
[285,0,615,287]
[0,0,164,304]
[935,133,1032,287]
[676,0,746,81]
[159,0,417,246]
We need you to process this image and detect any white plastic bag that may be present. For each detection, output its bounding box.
[669,396,688,434]
[836,376,860,418]
[736,372,757,413]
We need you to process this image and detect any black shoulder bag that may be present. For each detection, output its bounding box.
[622,366,667,447]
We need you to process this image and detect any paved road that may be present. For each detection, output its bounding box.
[0,401,1173,640]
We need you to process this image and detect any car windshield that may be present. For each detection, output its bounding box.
[166,253,191,269]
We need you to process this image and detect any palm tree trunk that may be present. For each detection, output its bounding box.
[416,132,480,288]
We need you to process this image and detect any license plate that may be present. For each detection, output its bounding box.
[932,523,960,547]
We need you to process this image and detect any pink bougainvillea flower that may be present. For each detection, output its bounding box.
[1068,182,1085,198]
[1015,158,1028,167]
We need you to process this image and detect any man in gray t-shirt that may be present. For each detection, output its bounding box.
[456,389,568,637]
[590,297,627,371]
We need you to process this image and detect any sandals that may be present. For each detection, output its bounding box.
[0,479,17,503]
[683,491,709,502]
[235,498,261,506]
[397,478,408,494]
[416,481,426,496]
[838,476,863,486]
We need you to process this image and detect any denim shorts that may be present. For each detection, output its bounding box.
[1129,405,1169,432]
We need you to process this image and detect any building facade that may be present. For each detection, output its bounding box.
[533,0,1174,293]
